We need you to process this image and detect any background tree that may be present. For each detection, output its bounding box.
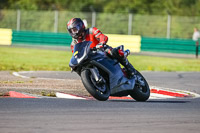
[0,0,200,16]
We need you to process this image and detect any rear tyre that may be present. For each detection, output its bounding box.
[81,69,110,101]
[129,70,150,101]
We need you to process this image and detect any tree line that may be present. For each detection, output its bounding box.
[1,0,200,16]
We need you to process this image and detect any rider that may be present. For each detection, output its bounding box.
[67,18,136,78]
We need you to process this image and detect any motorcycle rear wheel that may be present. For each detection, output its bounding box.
[129,70,150,101]
[81,69,110,101]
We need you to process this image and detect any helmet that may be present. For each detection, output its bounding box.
[67,18,85,39]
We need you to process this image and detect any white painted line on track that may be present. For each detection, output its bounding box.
[13,72,29,79]
[13,71,66,81]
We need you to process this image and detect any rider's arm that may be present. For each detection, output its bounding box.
[91,27,108,45]
[70,39,78,53]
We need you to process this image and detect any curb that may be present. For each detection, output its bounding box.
[151,89,189,97]
[3,87,200,100]
[55,87,200,100]
[9,91,37,98]
[56,92,86,100]
[150,86,200,98]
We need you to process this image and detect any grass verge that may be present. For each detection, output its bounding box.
[0,46,200,72]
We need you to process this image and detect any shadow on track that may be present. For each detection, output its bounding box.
[108,100,190,103]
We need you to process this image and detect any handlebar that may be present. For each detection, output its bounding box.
[91,45,130,57]
[91,44,109,52]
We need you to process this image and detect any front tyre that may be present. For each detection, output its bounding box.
[81,69,110,101]
[129,70,150,101]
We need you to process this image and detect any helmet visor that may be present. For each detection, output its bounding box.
[69,23,82,34]
[70,27,78,34]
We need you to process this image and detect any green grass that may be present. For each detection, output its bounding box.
[129,55,200,72]
[0,46,200,72]
[0,46,72,71]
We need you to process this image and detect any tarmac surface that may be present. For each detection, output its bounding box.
[0,96,200,133]
[0,71,200,133]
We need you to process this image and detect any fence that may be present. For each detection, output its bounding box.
[141,37,196,54]
[0,10,200,39]
[1,29,198,56]
[12,30,71,46]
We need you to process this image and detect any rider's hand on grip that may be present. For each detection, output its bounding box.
[96,43,104,49]
[96,43,108,51]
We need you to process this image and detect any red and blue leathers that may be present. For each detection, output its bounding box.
[70,27,108,53]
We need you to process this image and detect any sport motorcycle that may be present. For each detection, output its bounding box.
[69,41,150,101]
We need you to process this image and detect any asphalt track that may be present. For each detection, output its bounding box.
[1,71,200,133]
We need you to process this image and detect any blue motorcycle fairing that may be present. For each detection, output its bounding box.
[88,51,120,74]
[69,41,91,69]
[89,52,135,94]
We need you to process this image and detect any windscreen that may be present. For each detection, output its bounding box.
[69,41,92,68]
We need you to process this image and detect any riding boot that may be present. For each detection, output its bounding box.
[120,58,137,78]
[110,47,137,78]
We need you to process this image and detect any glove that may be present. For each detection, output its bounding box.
[96,43,104,49]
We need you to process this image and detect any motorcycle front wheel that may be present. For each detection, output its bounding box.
[129,70,150,101]
[81,69,110,101]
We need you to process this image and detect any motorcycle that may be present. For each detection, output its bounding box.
[69,41,150,101]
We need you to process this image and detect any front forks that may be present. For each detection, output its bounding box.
[90,67,101,82]
[90,67,105,85]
